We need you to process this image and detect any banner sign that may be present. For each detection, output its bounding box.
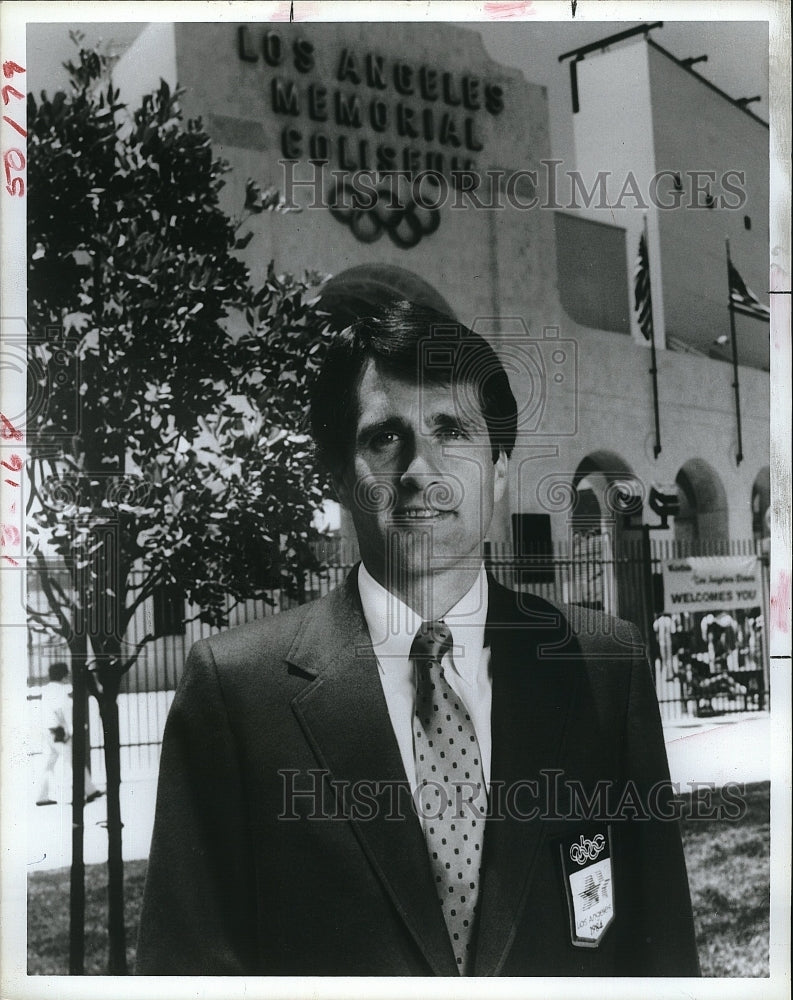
[661,556,762,615]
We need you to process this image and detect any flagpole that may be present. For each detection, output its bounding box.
[645,216,662,459]
[725,238,744,465]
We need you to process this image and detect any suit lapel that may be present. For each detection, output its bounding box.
[473,580,583,976]
[287,570,458,976]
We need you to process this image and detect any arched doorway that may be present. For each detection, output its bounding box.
[673,459,729,546]
[673,469,698,546]
[571,452,642,618]
[751,466,770,545]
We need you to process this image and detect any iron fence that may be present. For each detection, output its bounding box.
[27,535,769,776]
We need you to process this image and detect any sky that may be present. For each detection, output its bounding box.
[25,10,772,171]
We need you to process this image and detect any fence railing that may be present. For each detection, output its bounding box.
[485,535,769,722]
[26,534,770,775]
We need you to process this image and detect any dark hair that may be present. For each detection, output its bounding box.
[309,300,517,477]
[48,662,69,682]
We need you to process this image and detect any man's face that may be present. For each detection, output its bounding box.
[336,360,508,597]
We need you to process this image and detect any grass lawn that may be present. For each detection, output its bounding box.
[679,780,770,977]
[27,858,148,975]
[27,781,770,976]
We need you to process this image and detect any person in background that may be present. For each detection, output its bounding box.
[36,661,103,806]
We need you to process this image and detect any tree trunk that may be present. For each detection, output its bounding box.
[69,631,88,975]
[98,685,128,974]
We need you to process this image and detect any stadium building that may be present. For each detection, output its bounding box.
[27,21,772,748]
[112,21,770,559]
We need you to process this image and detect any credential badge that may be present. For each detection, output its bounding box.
[560,825,615,948]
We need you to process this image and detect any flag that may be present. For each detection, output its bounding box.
[633,232,654,341]
[728,259,770,320]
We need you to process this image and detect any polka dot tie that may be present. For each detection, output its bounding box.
[411,620,486,975]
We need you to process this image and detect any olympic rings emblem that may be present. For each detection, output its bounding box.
[329,176,441,250]
[569,834,606,866]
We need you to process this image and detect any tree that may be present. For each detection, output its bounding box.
[26,41,333,973]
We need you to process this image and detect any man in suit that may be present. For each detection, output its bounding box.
[136,301,700,977]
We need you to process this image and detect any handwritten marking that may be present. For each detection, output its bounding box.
[1,523,20,546]
[1,415,23,565]
[2,60,25,196]
[2,115,26,138]
[3,147,24,195]
[2,84,23,103]
[483,1,536,19]
[771,570,791,634]
[1,413,23,440]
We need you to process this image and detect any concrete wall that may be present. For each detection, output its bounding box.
[647,40,770,370]
[502,323,769,544]
[571,36,770,369]
[170,21,553,326]
[572,40,662,347]
[557,35,768,543]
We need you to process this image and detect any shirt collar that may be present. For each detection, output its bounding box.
[357,562,489,685]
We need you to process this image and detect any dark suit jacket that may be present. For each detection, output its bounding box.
[136,571,700,976]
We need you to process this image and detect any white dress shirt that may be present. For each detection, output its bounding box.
[357,562,493,791]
